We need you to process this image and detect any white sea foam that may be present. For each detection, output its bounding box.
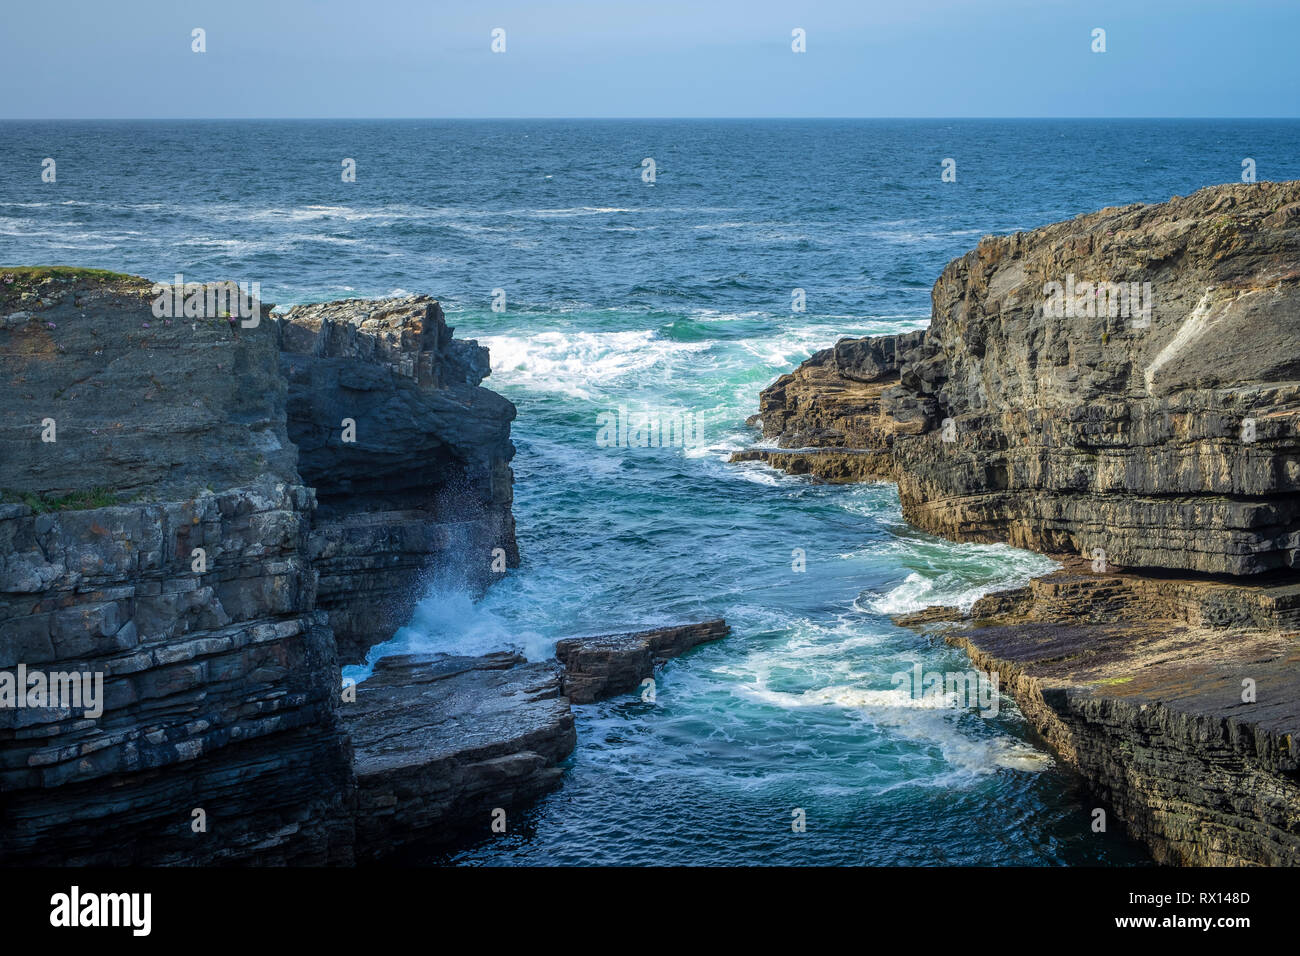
[715,620,1051,783]
[482,329,710,399]
[725,460,793,485]
[862,543,1058,615]
[343,587,549,685]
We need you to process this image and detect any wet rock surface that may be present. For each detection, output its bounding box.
[554,619,731,703]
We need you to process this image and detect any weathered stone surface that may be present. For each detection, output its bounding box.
[0,272,524,865]
[554,620,730,703]
[275,297,518,662]
[895,561,1300,866]
[0,268,295,503]
[742,182,1300,575]
[0,270,356,865]
[834,329,926,384]
[344,652,575,862]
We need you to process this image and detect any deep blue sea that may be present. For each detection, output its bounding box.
[5,119,1298,865]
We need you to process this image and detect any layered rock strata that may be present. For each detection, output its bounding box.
[275,297,518,663]
[347,620,731,857]
[737,182,1300,865]
[895,561,1300,866]
[0,269,353,864]
[741,182,1300,575]
[0,270,517,865]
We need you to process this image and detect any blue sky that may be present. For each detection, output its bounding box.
[2,0,1296,118]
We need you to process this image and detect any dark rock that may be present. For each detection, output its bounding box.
[343,652,575,862]
[743,184,1300,866]
[833,329,925,383]
[897,561,1300,866]
[748,182,1300,576]
[0,273,523,866]
[0,270,294,503]
[555,620,730,703]
[275,297,518,662]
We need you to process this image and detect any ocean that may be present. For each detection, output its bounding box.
[5,118,1298,865]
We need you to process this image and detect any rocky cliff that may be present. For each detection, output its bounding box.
[276,297,518,663]
[0,269,517,864]
[744,182,1300,574]
[0,272,731,866]
[738,181,1300,865]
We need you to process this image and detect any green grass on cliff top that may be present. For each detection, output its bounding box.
[0,266,151,309]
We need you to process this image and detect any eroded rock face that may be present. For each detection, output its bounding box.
[276,297,518,662]
[0,273,522,865]
[0,270,296,502]
[745,182,1300,575]
[344,652,575,862]
[0,272,354,865]
[742,182,1300,866]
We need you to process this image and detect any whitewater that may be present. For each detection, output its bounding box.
[342,305,1145,865]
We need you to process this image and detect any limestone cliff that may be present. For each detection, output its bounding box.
[744,181,1300,575]
[276,297,518,663]
[0,269,517,864]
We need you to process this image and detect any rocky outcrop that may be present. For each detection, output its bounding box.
[895,561,1300,866]
[743,182,1300,575]
[738,182,1300,865]
[343,621,733,858]
[555,620,731,703]
[346,620,731,858]
[345,652,575,862]
[0,270,519,865]
[276,297,518,663]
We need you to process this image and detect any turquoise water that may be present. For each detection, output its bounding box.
[403,303,1145,865]
[9,119,1291,863]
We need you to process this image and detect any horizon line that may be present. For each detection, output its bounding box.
[3,116,1299,122]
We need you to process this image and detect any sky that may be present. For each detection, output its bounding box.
[1,0,1296,119]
